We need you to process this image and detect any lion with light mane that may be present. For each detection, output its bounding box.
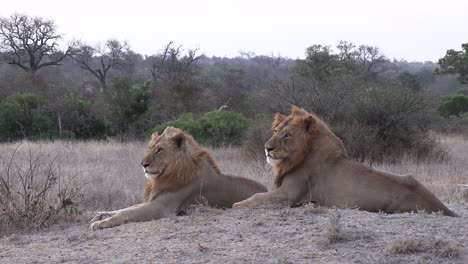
[233,106,456,216]
[90,127,267,230]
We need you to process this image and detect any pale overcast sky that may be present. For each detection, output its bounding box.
[1,0,467,62]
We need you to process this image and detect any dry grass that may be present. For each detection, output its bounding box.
[372,134,468,203]
[0,134,466,238]
[0,142,87,236]
[324,211,344,244]
[387,236,459,259]
[1,140,148,212]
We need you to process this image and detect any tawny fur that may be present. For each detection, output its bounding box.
[234,106,457,217]
[90,127,267,230]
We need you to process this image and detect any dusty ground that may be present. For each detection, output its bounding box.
[0,135,467,263]
[1,204,466,264]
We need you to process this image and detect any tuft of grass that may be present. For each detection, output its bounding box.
[303,202,328,214]
[388,238,422,254]
[434,239,460,259]
[324,211,344,244]
[387,237,459,259]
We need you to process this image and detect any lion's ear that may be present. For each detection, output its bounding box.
[303,115,315,133]
[170,132,186,148]
[272,113,287,130]
[148,132,159,146]
[151,132,159,141]
[291,105,307,116]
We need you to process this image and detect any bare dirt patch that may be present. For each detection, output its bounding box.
[0,205,466,264]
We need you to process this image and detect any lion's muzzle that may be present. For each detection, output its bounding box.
[265,148,281,165]
[143,166,165,180]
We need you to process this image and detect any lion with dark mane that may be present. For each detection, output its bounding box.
[91,127,267,230]
[233,106,456,216]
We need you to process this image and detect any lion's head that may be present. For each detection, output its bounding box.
[141,127,191,180]
[140,126,220,201]
[265,106,347,187]
[265,106,315,166]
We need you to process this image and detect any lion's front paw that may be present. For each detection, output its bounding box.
[91,212,114,222]
[233,200,250,209]
[90,220,105,231]
[90,217,122,230]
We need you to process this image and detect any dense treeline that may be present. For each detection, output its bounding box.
[0,14,467,162]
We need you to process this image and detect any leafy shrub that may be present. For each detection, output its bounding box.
[433,113,468,135]
[198,111,251,146]
[62,93,109,139]
[107,77,152,138]
[0,93,58,141]
[438,94,468,118]
[457,88,468,96]
[351,85,446,162]
[153,110,251,147]
[332,121,379,162]
[153,112,200,137]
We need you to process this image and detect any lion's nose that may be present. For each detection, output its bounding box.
[141,161,150,168]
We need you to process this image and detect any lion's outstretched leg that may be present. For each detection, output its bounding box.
[90,186,195,230]
[233,190,287,208]
[91,204,144,222]
[91,212,115,222]
[90,201,174,230]
[233,178,306,208]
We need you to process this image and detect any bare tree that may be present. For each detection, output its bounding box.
[147,41,173,83]
[336,41,388,73]
[264,72,359,121]
[336,40,357,61]
[71,39,129,90]
[0,14,74,74]
[147,41,200,83]
[355,45,388,73]
[167,46,200,80]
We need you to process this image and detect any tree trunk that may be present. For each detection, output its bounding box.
[100,78,107,91]
[57,112,62,136]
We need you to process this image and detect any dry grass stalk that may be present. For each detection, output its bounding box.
[0,142,86,237]
[325,211,344,244]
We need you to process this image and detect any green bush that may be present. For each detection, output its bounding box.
[107,77,152,138]
[153,112,200,136]
[438,94,468,118]
[0,93,58,141]
[198,111,251,146]
[153,111,251,147]
[457,88,468,96]
[62,94,109,139]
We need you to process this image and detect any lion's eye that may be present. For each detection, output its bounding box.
[284,133,291,138]
[156,148,162,153]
